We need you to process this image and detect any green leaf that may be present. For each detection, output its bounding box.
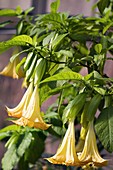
[0,21,11,28]
[0,9,17,16]
[0,132,11,140]
[43,32,55,46]
[0,35,33,54]
[95,106,113,152]
[40,70,83,84]
[52,33,68,50]
[97,0,110,14]
[25,131,45,164]
[16,57,26,75]
[62,93,86,124]
[2,144,19,170]
[94,44,102,54]
[50,0,60,13]
[40,83,72,104]
[2,132,32,170]
[87,94,102,121]
[0,125,21,133]
[42,13,63,25]
[93,87,106,95]
[17,132,32,157]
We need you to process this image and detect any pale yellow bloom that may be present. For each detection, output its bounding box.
[0,57,24,79]
[6,82,33,118]
[78,121,108,168]
[46,120,81,166]
[12,85,51,130]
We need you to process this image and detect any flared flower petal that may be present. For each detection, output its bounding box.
[6,82,33,118]
[79,121,108,168]
[0,56,24,79]
[12,85,51,130]
[46,120,81,166]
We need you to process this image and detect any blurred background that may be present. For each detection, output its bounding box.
[0,0,113,169]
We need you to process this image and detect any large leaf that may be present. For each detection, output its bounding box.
[2,132,32,170]
[40,83,72,104]
[25,131,45,164]
[0,9,17,16]
[0,6,22,16]
[2,145,19,170]
[0,35,33,54]
[95,106,113,153]
[0,125,21,133]
[97,0,110,14]
[40,70,83,84]
[42,13,63,25]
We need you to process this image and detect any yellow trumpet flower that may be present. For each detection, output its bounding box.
[6,82,33,118]
[0,56,24,79]
[12,85,51,130]
[79,121,108,168]
[46,120,81,166]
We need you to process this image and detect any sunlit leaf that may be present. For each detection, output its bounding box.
[40,70,83,84]
[0,35,33,54]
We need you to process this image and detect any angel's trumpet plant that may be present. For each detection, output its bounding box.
[0,56,24,79]
[78,121,108,168]
[12,85,51,130]
[46,120,81,166]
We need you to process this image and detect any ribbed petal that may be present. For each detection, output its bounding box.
[46,120,80,166]
[0,57,24,79]
[13,85,51,130]
[79,121,108,167]
[6,82,33,118]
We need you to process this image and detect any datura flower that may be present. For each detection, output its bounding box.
[78,121,108,168]
[46,120,81,166]
[0,56,24,79]
[12,85,51,130]
[6,82,33,118]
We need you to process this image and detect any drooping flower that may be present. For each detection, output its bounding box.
[78,121,108,168]
[0,56,24,79]
[46,120,81,166]
[12,85,51,130]
[6,82,33,118]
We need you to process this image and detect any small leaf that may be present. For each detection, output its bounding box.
[52,33,68,50]
[94,44,102,54]
[95,106,113,152]
[0,132,11,140]
[0,21,11,28]
[50,0,60,13]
